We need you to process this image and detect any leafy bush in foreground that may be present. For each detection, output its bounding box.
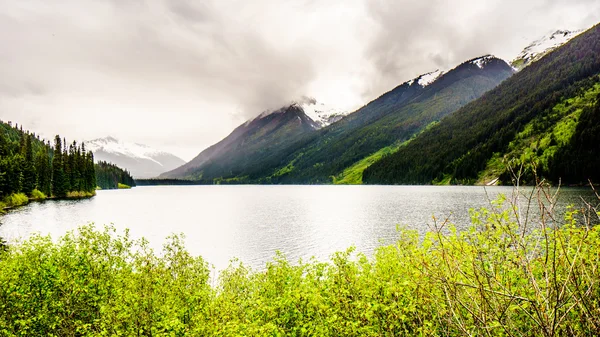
[0,186,599,336]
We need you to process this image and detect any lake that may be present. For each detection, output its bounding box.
[0,185,597,271]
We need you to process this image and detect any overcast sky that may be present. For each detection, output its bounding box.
[1,0,599,160]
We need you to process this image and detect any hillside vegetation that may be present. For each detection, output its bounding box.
[364,24,600,185]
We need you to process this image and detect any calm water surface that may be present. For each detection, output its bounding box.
[0,186,597,270]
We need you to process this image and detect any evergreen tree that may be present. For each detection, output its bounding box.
[21,134,37,194]
[52,135,68,197]
[36,146,52,196]
[62,138,71,193]
[86,151,97,190]
[67,141,78,191]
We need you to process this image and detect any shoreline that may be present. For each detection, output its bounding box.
[1,192,96,214]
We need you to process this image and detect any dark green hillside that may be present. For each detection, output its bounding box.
[547,90,600,184]
[363,24,600,185]
[266,57,513,183]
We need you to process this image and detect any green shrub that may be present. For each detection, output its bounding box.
[29,189,47,200]
[2,193,29,208]
[117,183,131,189]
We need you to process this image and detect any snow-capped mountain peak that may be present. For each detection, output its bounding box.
[251,97,348,129]
[291,96,348,128]
[86,137,186,178]
[87,137,164,164]
[406,69,445,88]
[417,69,445,87]
[512,29,582,71]
[470,55,496,69]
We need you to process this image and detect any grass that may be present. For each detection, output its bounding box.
[0,182,598,335]
[117,183,132,189]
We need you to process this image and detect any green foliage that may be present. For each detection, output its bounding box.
[0,226,212,336]
[95,161,135,190]
[66,191,96,198]
[29,189,47,200]
[1,188,599,335]
[2,193,28,208]
[364,25,600,185]
[117,183,131,189]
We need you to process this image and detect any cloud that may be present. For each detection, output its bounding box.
[0,0,598,160]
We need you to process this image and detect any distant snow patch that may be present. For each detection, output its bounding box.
[417,69,444,87]
[512,29,582,70]
[86,137,170,165]
[471,55,495,69]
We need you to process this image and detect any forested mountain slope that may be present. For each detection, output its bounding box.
[363,24,600,185]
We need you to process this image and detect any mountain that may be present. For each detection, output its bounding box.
[86,137,185,178]
[164,55,513,183]
[256,55,514,184]
[160,102,327,180]
[511,29,582,71]
[363,24,600,185]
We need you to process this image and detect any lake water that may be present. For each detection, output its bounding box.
[0,185,597,271]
